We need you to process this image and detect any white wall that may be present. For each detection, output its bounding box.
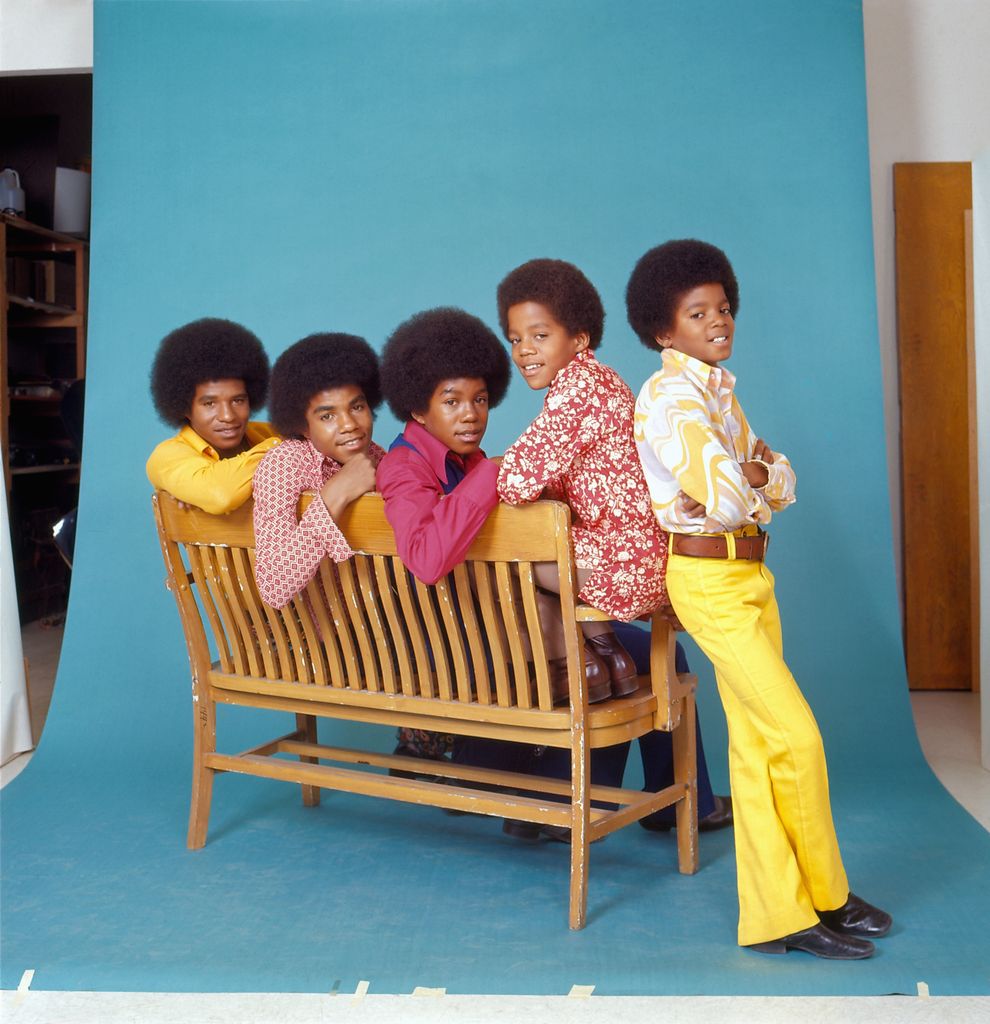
[0,0,92,74]
[862,0,990,598]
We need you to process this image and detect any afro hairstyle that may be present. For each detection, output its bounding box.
[496,258,605,348]
[625,239,739,351]
[268,332,382,438]
[150,317,270,427]
[380,307,510,422]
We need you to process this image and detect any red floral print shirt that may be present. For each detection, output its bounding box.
[497,350,667,620]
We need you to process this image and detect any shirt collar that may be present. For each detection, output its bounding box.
[404,419,459,485]
[404,419,482,486]
[661,348,736,394]
[299,436,340,470]
[179,424,219,461]
[178,420,274,461]
[559,348,595,379]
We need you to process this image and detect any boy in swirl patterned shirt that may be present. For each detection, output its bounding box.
[629,238,891,959]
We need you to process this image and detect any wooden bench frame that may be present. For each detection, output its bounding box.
[153,490,698,929]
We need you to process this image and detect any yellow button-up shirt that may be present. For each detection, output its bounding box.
[634,349,795,535]
[146,421,279,514]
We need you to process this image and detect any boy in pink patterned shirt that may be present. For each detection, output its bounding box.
[252,333,385,609]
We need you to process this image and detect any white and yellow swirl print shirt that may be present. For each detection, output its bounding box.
[634,349,796,535]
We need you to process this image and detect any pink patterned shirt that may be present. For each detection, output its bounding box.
[252,437,386,608]
[497,349,667,620]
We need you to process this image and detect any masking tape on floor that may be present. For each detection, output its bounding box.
[917,981,930,998]
[568,984,595,998]
[412,987,446,996]
[353,980,370,1002]
[13,969,34,1007]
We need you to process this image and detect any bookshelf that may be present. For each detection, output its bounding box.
[1,213,87,616]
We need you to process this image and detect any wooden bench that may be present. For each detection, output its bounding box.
[152,490,699,929]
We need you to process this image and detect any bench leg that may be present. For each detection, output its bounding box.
[568,726,591,929]
[569,817,589,930]
[295,713,321,807]
[673,694,700,875]
[187,694,215,850]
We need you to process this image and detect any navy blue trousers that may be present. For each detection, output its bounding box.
[454,623,716,824]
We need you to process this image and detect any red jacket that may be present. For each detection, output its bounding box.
[375,420,499,584]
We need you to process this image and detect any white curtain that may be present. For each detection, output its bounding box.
[1,479,33,765]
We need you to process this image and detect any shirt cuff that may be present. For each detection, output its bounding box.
[762,461,792,501]
[302,490,355,559]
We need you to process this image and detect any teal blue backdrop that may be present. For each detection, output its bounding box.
[3,0,988,998]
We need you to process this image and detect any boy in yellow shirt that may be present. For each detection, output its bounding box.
[146,318,279,513]
[628,239,891,959]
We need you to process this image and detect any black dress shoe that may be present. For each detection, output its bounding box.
[748,923,875,959]
[818,893,892,938]
[585,632,638,697]
[639,794,733,833]
[501,819,604,844]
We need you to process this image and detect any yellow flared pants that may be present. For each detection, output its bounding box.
[666,539,849,945]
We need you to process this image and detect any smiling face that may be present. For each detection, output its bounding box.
[656,283,734,366]
[412,376,489,457]
[505,301,589,391]
[302,384,374,463]
[187,378,251,454]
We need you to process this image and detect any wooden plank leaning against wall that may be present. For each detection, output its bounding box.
[894,162,978,691]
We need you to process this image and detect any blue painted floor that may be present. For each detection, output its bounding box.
[3,705,989,996]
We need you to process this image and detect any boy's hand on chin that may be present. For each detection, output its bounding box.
[338,451,378,495]
[320,452,378,516]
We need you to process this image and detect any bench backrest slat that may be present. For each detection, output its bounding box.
[494,561,532,708]
[388,561,432,696]
[252,552,293,680]
[188,545,237,674]
[518,561,553,708]
[154,492,581,714]
[451,563,487,703]
[417,576,453,701]
[233,547,278,680]
[216,545,262,678]
[312,562,350,687]
[473,563,512,706]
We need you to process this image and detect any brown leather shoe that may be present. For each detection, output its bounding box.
[548,648,612,705]
[585,631,638,697]
[699,794,733,832]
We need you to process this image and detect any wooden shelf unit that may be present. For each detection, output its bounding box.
[2,213,87,617]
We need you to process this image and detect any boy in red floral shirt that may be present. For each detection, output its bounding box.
[497,259,667,693]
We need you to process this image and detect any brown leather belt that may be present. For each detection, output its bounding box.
[671,531,769,561]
